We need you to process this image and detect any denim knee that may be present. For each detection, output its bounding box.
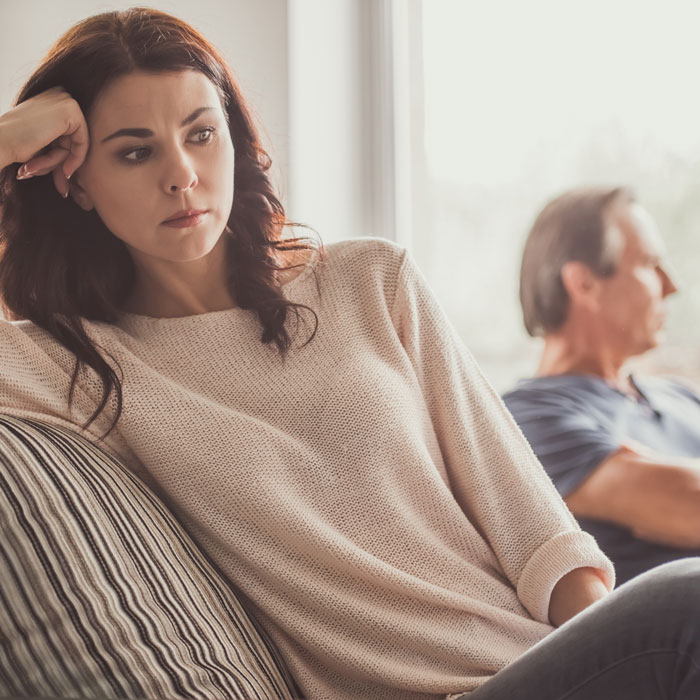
[612,557,700,639]
[622,557,700,596]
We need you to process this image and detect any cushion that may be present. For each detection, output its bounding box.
[0,415,300,699]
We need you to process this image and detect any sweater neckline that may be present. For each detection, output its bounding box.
[116,245,321,330]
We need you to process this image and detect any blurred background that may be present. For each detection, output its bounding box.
[3,0,700,391]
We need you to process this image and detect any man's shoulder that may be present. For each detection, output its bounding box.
[503,374,605,405]
[502,375,626,432]
[504,372,700,423]
[635,374,700,405]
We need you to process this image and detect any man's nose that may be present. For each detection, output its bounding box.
[659,265,678,297]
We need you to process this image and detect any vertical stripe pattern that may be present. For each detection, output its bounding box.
[0,415,300,699]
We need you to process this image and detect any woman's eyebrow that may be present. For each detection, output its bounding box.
[100,106,217,142]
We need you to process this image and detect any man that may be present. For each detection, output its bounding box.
[503,186,700,584]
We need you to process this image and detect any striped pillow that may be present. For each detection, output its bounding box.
[0,415,300,700]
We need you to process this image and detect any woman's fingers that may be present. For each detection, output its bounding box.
[17,145,70,179]
[17,145,72,198]
[57,121,89,179]
[2,87,90,179]
[8,89,90,199]
[52,165,70,199]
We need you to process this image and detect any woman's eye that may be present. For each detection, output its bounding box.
[122,147,151,163]
[118,128,215,164]
[192,127,216,144]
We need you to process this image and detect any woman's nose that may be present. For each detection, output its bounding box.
[163,149,198,193]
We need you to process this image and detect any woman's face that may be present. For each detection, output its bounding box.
[73,69,235,268]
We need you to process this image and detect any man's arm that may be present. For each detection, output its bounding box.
[565,444,700,549]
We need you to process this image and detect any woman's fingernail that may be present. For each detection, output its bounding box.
[16,167,35,180]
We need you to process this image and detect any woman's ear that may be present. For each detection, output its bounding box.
[68,175,95,211]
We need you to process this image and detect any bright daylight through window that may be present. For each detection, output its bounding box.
[418,0,700,391]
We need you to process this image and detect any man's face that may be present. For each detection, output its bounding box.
[596,203,677,358]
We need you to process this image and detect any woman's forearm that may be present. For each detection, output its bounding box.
[548,566,610,627]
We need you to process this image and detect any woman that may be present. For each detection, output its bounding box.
[0,8,698,700]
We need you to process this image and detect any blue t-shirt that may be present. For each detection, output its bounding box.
[503,374,700,584]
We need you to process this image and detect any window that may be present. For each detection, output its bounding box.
[415,0,700,391]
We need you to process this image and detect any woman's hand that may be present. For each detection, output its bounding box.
[0,87,89,198]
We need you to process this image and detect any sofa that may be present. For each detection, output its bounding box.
[0,415,302,699]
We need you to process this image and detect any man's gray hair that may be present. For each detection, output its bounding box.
[520,186,635,336]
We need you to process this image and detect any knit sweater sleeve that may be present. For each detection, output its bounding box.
[389,250,615,623]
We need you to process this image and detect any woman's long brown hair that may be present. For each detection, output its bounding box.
[0,7,318,438]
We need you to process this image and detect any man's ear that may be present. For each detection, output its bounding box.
[68,175,95,212]
[560,261,601,311]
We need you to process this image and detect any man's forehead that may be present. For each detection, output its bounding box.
[611,202,666,257]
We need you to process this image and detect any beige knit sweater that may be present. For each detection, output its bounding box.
[0,238,614,699]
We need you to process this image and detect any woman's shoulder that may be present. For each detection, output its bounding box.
[301,237,409,313]
[319,237,408,281]
[0,317,57,341]
[0,317,77,368]
[0,318,72,400]
[0,317,42,345]
[324,236,405,261]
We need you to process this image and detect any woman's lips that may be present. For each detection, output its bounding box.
[162,210,209,228]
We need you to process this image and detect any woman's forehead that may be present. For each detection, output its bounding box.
[89,70,223,134]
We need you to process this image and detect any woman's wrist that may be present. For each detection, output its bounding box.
[548,566,609,627]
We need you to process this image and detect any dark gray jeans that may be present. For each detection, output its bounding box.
[460,558,700,699]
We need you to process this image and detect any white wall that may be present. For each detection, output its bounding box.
[0,0,290,201]
[287,0,371,242]
[288,0,415,245]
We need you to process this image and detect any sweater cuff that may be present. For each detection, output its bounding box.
[516,530,615,624]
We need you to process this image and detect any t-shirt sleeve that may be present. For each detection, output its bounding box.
[390,250,614,623]
[502,389,621,497]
